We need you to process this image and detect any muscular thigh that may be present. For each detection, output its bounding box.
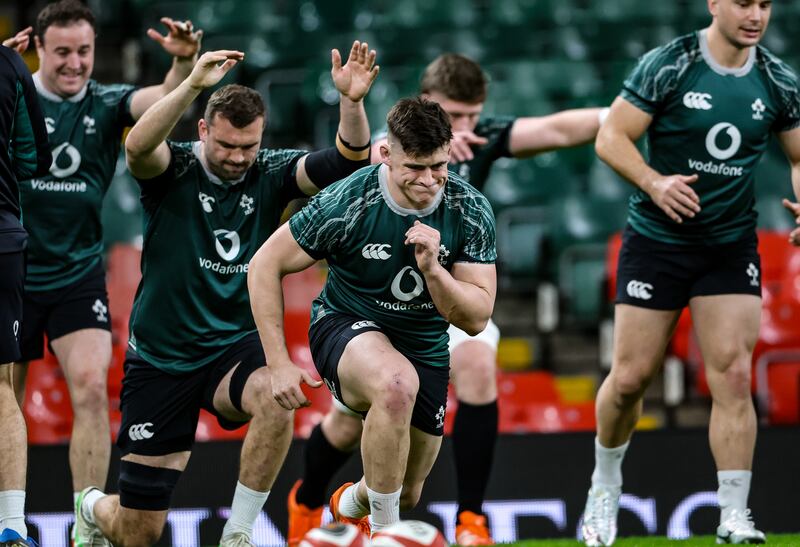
[613,304,681,378]
[206,332,267,423]
[337,330,416,411]
[689,294,761,373]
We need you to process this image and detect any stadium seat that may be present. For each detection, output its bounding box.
[758,358,800,424]
[25,354,73,445]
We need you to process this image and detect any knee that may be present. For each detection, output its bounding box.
[452,353,496,400]
[323,410,362,451]
[373,370,418,419]
[712,361,752,401]
[70,368,109,411]
[609,364,651,401]
[399,485,422,511]
[249,370,292,420]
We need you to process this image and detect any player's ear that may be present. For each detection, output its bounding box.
[379,142,391,164]
[198,118,208,142]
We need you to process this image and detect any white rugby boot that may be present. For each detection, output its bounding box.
[580,484,621,546]
[716,508,766,544]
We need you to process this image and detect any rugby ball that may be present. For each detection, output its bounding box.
[299,523,370,547]
[371,520,448,547]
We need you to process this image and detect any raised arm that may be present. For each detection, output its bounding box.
[777,127,800,245]
[295,40,379,195]
[7,48,50,179]
[125,50,242,179]
[508,107,605,158]
[248,223,322,409]
[129,18,202,120]
[404,221,496,335]
[597,96,700,224]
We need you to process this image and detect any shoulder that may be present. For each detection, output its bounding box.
[0,46,26,76]
[88,80,137,106]
[444,173,494,218]
[316,163,381,202]
[755,45,800,94]
[166,141,198,178]
[638,33,700,71]
[254,147,308,175]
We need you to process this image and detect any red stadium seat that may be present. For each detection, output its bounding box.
[24,354,73,445]
[762,360,800,424]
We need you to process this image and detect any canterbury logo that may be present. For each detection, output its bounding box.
[351,320,378,330]
[362,243,391,260]
[128,422,154,441]
[626,280,653,300]
[683,92,712,110]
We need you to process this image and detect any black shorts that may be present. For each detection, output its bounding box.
[20,262,111,361]
[615,225,762,310]
[308,312,450,436]
[117,332,265,457]
[0,251,25,363]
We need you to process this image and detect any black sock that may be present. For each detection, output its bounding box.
[296,423,354,508]
[453,400,499,516]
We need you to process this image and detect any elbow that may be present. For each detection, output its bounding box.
[594,128,614,163]
[452,312,491,337]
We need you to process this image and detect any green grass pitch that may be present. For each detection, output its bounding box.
[504,534,800,546]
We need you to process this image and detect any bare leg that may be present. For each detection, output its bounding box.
[93,452,189,547]
[51,328,112,492]
[690,295,760,471]
[596,304,680,447]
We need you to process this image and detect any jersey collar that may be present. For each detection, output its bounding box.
[378,163,443,217]
[32,72,88,103]
[192,141,246,186]
[698,29,755,77]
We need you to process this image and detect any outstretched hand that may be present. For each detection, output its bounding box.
[331,40,379,102]
[450,130,489,163]
[782,198,800,246]
[2,27,33,54]
[187,50,243,90]
[147,17,202,59]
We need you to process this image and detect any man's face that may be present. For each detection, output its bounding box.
[709,0,771,49]
[198,114,264,181]
[380,139,449,208]
[35,20,95,97]
[424,91,483,133]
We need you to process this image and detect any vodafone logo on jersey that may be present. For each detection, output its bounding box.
[213,230,241,262]
[687,122,744,177]
[705,122,741,160]
[49,142,82,178]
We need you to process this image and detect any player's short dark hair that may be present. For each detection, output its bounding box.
[204,85,266,129]
[386,97,452,157]
[36,0,96,42]
[420,53,488,104]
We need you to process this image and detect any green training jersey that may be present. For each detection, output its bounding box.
[129,141,307,373]
[449,115,515,191]
[621,30,800,245]
[20,76,136,290]
[289,163,496,367]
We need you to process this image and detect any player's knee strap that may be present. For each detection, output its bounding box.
[118,460,182,511]
[229,360,257,414]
